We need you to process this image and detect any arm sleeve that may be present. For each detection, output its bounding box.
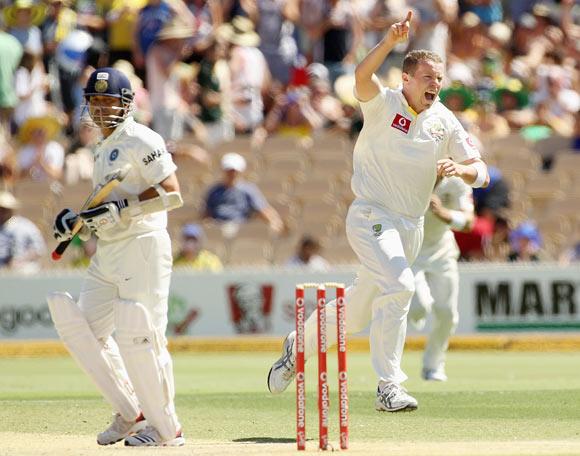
[246,183,268,212]
[446,116,481,163]
[355,85,395,120]
[133,128,177,185]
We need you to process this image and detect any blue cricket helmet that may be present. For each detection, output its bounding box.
[84,67,134,101]
[83,67,134,128]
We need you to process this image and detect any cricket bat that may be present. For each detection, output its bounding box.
[51,163,132,261]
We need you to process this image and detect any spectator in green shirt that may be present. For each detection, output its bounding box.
[0,29,23,132]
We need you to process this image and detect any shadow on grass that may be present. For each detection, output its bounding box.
[233,437,296,444]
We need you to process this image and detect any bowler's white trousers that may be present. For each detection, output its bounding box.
[302,199,423,384]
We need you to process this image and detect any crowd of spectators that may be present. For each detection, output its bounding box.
[0,0,579,272]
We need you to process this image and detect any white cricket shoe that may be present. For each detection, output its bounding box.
[422,367,448,382]
[375,383,418,412]
[267,331,296,394]
[124,425,185,447]
[97,412,147,445]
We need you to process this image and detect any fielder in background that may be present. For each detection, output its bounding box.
[408,177,474,382]
[268,11,489,412]
[48,67,185,447]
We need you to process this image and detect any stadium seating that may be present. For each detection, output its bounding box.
[12,130,579,267]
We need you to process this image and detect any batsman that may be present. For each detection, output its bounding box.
[47,67,185,446]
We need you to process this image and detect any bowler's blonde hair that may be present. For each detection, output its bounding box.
[402,50,443,75]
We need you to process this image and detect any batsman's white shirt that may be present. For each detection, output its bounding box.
[91,116,177,242]
[81,116,177,337]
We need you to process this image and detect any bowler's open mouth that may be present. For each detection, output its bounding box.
[425,91,436,102]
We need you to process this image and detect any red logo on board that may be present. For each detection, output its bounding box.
[391,114,411,134]
[227,283,273,334]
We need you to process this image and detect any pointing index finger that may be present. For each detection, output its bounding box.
[404,10,413,24]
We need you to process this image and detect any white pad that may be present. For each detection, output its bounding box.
[47,292,140,421]
[114,300,179,441]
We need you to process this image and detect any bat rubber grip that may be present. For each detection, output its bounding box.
[52,239,72,261]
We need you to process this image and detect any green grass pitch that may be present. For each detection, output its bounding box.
[1,351,580,453]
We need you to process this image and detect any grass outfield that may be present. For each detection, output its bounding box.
[1,351,580,455]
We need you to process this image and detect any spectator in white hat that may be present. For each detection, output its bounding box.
[202,152,284,237]
[0,191,46,273]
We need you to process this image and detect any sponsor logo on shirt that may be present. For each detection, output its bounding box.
[143,149,165,165]
[465,136,477,149]
[391,114,411,134]
[109,149,119,162]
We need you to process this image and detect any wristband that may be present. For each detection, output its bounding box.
[449,210,468,231]
[470,161,487,188]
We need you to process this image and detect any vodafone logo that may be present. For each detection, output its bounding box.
[391,113,411,134]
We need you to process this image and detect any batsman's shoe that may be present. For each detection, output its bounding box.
[97,412,147,445]
[375,383,418,412]
[124,426,185,447]
[422,367,448,382]
[267,331,296,394]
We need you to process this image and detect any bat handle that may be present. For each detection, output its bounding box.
[52,238,72,261]
[51,218,84,261]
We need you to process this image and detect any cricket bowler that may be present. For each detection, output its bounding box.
[268,11,489,412]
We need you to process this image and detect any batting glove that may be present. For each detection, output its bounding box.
[53,208,91,242]
[79,199,128,236]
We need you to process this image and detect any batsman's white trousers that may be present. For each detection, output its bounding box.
[80,230,175,423]
[302,199,423,384]
[81,230,172,339]
[410,248,459,372]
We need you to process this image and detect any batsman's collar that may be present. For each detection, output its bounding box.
[98,115,134,147]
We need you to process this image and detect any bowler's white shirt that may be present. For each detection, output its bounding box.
[92,116,177,242]
[352,85,480,220]
[421,176,473,261]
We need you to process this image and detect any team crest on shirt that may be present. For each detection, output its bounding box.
[109,149,119,162]
[427,122,446,143]
[391,114,411,134]
[372,224,382,237]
